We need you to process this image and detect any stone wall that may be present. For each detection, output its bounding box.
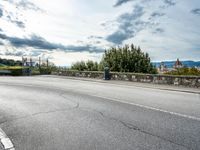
[52,71,200,88]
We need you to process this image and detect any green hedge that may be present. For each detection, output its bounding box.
[10,68,23,76]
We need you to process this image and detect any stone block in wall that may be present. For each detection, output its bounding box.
[132,75,136,79]
[182,78,192,86]
[174,78,180,86]
[87,73,91,78]
[75,73,79,77]
[153,77,158,83]
[123,75,129,81]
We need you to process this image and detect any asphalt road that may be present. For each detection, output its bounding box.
[0,76,200,150]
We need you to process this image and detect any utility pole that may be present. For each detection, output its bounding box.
[39,57,41,68]
[22,56,24,76]
[30,57,32,67]
[47,58,49,68]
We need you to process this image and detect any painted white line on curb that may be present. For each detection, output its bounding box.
[92,94,200,122]
[0,128,15,150]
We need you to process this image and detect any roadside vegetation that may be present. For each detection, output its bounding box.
[0,58,22,66]
[71,44,157,74]
[0,58,57,76]
[165,67,200,76]
[1,44,199,76]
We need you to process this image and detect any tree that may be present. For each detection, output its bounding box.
[71,60,99,71]
[71,61,87,71]
[0,57,22,66]
[100,44,157,74]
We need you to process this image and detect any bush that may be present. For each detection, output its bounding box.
[165,67,200,76]
[10,69,22,76]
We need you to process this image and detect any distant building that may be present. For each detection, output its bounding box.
[174,58,183,69]
[158,62,168,73]
[22,57,36,67]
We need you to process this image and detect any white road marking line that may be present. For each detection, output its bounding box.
[92,94,200,122]
[0,129,6,139]
[0,128,15,150]
[1,138,14,149]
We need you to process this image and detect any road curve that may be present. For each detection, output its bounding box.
[0,76,200,150]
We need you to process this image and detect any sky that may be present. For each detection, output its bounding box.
[0,0,200,66]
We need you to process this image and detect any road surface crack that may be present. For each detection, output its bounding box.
[83,107,190,150]
[0,105,80,126]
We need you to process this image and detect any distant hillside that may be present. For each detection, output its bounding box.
[153,61,200,68]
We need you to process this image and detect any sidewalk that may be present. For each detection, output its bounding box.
[40,75,200,94]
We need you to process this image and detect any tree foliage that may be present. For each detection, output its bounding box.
[71,60,98,71]
[0,57,22,66]
[70,44,157,74]
[165,67,200,76]
[100,44,157,74]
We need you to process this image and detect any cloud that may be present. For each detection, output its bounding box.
[106,0,174,45]
[17,0,43,12]
[163,0,176,7]
[106,5,145,44]
[191,8,200,16]
[153,28,165,34]
[7,16,25,28]
[0,33,104,53]
[114,0,133,7]
[88,36,103,39]
[4,50,26,56]
[0,8,3,17]
[0,5,25,28]
[151,12,165,17]
[3,0,43,12]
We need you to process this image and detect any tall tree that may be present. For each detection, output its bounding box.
[100,44,157,74]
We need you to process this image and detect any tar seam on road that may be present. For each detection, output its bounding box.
[0,128,15,150]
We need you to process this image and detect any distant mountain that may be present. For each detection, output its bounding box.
[152,61,200,68]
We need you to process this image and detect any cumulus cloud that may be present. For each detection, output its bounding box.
[8,18,25,28]
[163,0,176,6]
[153,28,165,34]
[4,50,25,56]
[0,5,26,28]
[191,8,200,16]
[114,0,133,7]
[107,0,175,45]
[0,33,104,54]
[106,5,145,44]
[151,12,165,17]
[3,0,43,12]
[0,8,3,17]
[88,36,103,39]
[17,0,43,12]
